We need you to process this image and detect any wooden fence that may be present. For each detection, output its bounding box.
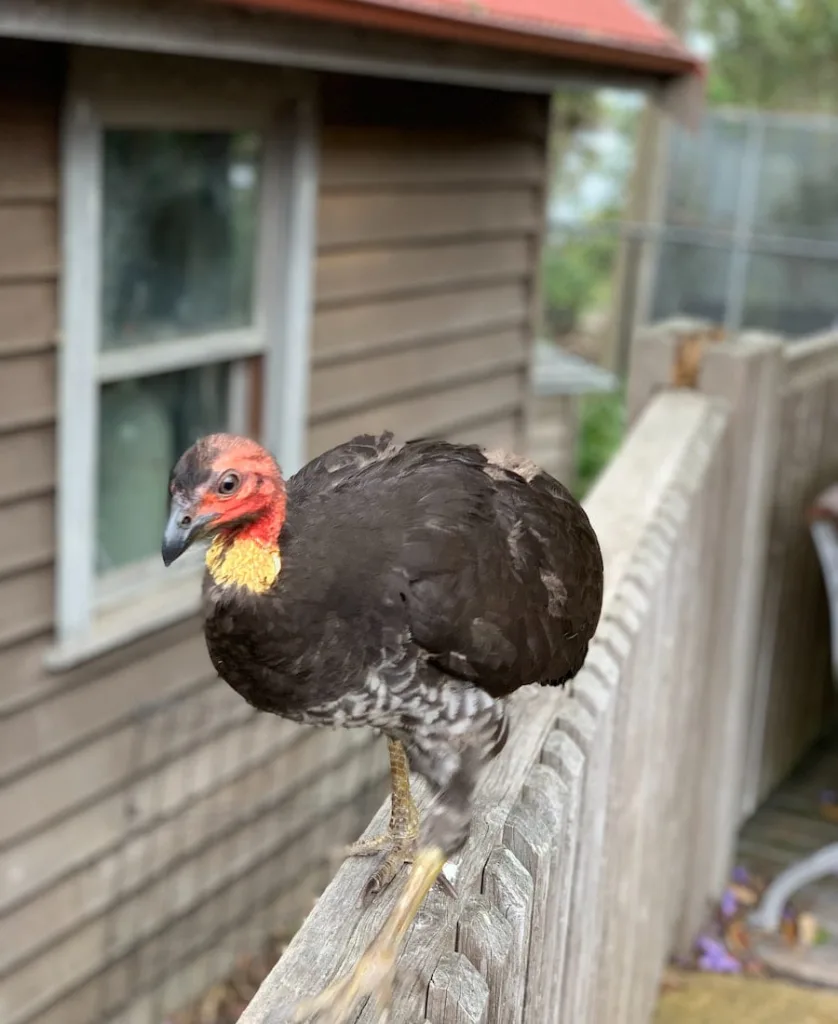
[629,320,838,818]
[239,330,787,1024]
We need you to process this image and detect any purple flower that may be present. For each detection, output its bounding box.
[720,888,738,918]
[695,935,742,974]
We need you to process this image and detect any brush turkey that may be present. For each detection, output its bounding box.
[162,430,603,1023]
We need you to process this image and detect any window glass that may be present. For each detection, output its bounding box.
[100,130,261,349]
[96,363,231,574]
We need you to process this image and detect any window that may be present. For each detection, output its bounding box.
[51,54,318,667]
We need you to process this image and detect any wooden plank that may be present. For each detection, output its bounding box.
[315,237,530,306]
[698,338,784,880]
[0,680,263,854]
[501,792,556,1024]
[0,631,209,781]
[0,563,52,648]
[0,96,58,202]
[0,281,57,354]
[308,372,525,459]
[313,281,528,363]
[0,493,53,579]
[320,127,543,188]
[427,952,488,1024]
[0,204,57,280]
[0,352,56,432]
[0,425,55,504]
[446,415,520,453]
[481,849,533,1024]
[457,896,513,1024]
[2,732,382,1024]
[0,634,56,715]
[309,328,526,420]
[785,328,838,391]
[317,189,539,250]
[539,730,585,1024]
[0,730,377,984]
[756,369,836,802]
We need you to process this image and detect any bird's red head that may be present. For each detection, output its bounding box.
[162,433,286,569]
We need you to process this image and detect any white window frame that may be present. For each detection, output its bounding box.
[48,51,319,670]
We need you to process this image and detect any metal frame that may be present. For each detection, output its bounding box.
[51,52,319,667]
[548,107,838,344]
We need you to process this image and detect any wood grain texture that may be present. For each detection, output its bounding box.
[480,850,533,1024]
[427,952,489,1024]
[0,281,57,354]
[457,897,513,1024]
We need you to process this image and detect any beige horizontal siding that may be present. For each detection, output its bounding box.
[0,426,55,505]
[0,205,59,280]
[309,370,526,458]
[0,564,53,647]
[0,351,56,432]
[0,281,57,356]
[1,724,381,1024]
[0,493,54,579]
[318,187,539,250]
[319,126,544,187]
[315,235,530,306]
[313,280,529,363]
[446,412,521,451]
[310,326,526,421]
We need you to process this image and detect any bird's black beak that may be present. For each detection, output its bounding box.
[161,501,218,567]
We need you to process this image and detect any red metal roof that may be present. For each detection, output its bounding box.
[211,0,702,78]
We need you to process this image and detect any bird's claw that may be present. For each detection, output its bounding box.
[345,832,457,907]
[290,940,396,1024]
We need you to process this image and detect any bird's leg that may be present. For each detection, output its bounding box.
[293,747,482,1024]
[346,738,419,857]
[345,738,455,905]
[291,845,446,1024]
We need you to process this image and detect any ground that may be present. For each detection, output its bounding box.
[655,970,838,1023]
[655,731,838,1022]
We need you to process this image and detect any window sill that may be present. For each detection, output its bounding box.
[44,571,204,673]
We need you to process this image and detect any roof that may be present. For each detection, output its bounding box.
[210,0,703,79]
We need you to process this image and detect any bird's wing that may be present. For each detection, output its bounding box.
[288,432,403,495]
[393,463,602,697]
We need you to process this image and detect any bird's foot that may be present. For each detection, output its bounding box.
[345,827,456,906]
[290,932,396,1024]
[290,846,446,1024]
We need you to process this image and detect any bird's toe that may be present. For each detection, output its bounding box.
[290,941,396,1023]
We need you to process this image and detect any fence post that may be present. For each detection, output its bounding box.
[626,318,724,425]
[698,334,784,887]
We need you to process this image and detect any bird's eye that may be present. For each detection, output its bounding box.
[217,471,241,496]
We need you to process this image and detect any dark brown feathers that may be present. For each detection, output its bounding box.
[200,432,603,725]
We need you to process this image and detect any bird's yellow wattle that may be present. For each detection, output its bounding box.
[206,536,281,594]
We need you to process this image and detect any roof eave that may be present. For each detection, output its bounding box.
[208,0,704,80]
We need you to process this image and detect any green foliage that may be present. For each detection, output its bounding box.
[695,0,838,111]
[574,389,626,500]
[541,230,617,333]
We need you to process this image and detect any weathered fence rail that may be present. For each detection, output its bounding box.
[629,319,838,819]
[240,330,784,1024]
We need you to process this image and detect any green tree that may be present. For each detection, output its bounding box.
[692,0,838,111]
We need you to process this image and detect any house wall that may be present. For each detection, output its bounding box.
[312,73,547,457]
[0,49,548,1024]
